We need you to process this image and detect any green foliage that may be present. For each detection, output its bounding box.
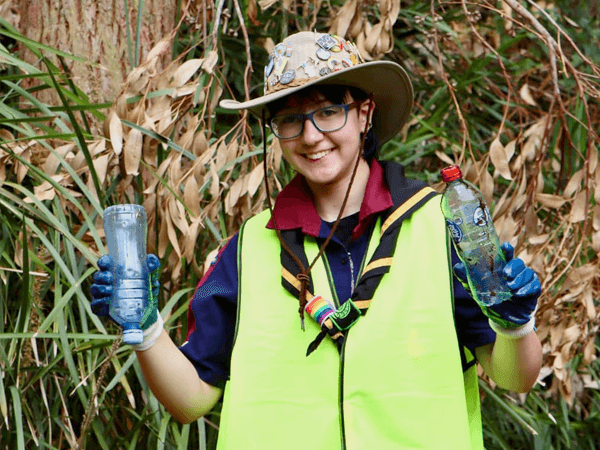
[481,368,600,449]
[1,0,599,449]
[0,13,216,450]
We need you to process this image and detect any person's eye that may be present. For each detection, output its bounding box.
[278,114,301,125]
[316,106,342,118]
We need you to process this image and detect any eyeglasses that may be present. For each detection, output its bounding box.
[269,101,359,139]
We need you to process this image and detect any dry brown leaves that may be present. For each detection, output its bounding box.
[257,0,401,60]
[327,0,401,60]
[0,30,276,289]
[453,119,600,405]
[95,37,282,284]
[425,0,600,406]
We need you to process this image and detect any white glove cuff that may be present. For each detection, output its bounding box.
[132,313,164,351]
[489,317,535,340]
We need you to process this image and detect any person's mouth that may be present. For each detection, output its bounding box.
[303,149,332,161]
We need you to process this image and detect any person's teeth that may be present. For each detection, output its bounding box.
[306,150,330,160]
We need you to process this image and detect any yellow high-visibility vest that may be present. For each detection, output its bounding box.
[217,196,484,450]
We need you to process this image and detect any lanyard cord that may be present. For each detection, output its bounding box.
[261,96,374,329]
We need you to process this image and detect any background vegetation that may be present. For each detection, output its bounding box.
[0,0,599,448]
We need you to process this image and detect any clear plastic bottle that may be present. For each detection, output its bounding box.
[103,204,148,344]
[440,165,511,306]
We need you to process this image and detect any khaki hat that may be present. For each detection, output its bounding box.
[219,31,414,145]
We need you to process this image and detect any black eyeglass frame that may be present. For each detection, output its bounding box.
[268,100,361,139]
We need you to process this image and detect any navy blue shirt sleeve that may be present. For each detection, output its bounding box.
[179,234,239,389]
[451,246,496,360]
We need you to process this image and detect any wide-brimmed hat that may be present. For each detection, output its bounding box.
[219,31,414,145]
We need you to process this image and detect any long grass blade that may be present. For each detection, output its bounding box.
[0,362,8,427]
[41,56,104,206]
[135,0,145,66]
[479,381,538,436]
[0,19,89,63]
[9,385,25,450]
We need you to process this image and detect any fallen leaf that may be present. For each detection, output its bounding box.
[32,181,56,202]
[109,112,123,155]
[158,214,169,258]
[582,290,596,321]
[595,165,600,203]
[93,154,110,183]
[166,214,182,258]
[184,215,203,260]
[123,128,142,175]
[184,175,201,217]
[588,146,598,175]
[593,205,600,230]
[480,168,494,207]
[568,190,587,223]
[583,340,597,366]
[225,177,246,214]
[203,249,219,276]
[528,234,549,245]
[364,21,384,54]
[356,26,373,61]
[193,131,208,157]
[145,37,171,63]
[173,59,203,87]
[519,83,537,106]
[247,163,264,196]
[258,0,278,10]
[435,150,455,165]
[328,0,358,37]
[536,193,567,209]
[489,137,512,180]
[502,0,513,30]
[564,169,583,198]
[208,159,220,198]
[201,51,219,75]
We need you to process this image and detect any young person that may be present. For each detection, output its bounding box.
[91,31,542,449]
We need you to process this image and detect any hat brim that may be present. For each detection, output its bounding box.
[219,61,413,145]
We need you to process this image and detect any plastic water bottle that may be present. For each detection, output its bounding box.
[440,165,511,306]
[103,204,148,344]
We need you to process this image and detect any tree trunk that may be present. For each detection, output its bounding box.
[17,0,177,105]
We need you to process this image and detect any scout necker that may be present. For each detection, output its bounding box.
[91,30,542,449]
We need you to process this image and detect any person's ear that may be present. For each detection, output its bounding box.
[358,99,375,129]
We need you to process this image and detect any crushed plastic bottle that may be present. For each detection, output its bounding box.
[103,204,148,344]
[440,165,511,306]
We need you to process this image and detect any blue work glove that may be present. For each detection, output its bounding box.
[90,254,162,349]
[454,242,541,336]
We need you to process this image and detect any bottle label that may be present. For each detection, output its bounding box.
[446,219,463,243]
[473,206,489,227]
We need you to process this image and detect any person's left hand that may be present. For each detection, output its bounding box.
[454,242,541,331]
[90,254,161,331]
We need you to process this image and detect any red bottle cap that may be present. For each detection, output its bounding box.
[441,165,463,182]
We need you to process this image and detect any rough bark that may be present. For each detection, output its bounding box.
[17,0,177,105]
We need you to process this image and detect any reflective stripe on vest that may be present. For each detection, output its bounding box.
[217,197,484,450]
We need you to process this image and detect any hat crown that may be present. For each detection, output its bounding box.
[264,31,365,95]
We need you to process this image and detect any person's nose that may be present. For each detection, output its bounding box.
[300,116,323,145]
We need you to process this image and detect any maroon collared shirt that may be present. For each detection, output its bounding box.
[267,159,392,241]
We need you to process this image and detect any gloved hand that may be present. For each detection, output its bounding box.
[454,242,541,338]
[90,254,163,350]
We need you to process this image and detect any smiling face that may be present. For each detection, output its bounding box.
[270,87,373,196]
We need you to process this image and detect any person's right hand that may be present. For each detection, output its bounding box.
[90,254,163,349]
[89,254,114,318]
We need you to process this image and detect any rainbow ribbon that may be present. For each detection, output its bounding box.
[305,295,336,326]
